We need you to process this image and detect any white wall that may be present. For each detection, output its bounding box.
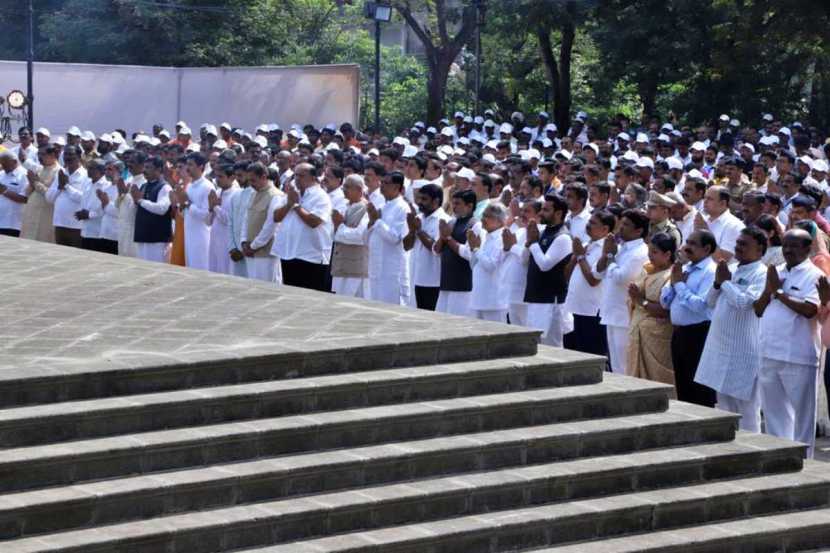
[0,61,360,137]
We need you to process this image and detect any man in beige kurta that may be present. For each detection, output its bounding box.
[20,145,58,243]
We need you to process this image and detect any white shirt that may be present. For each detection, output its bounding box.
[565,206,592,244]
[274,184,333,263]
[97,182,120,241]
[704,209,744,255]
[759,258,823,366]
[0,164,29,231]
[46,166,89,230]
[470,227,509,311]
[596,237,649,327]
[328,186,348,216]
[695,260,767,400]
[504,225,529,304]
[367,195,410,279]
[412,207,450,287]
[564,238,604,316]
[368,188,385,210]
[79,176,110,239]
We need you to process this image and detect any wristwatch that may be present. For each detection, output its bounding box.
[774,288,785,299]
[641,299,649,307]
[605,253,615,261]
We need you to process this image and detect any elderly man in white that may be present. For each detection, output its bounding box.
[695,227,769,432]
[467,203,510,322]
[753,228,824,458]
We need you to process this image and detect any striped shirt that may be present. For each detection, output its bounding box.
[694,260,767,400]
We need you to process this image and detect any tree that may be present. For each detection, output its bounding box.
[391,0,480,124]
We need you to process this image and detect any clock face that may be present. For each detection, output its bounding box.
[7,90,26,109]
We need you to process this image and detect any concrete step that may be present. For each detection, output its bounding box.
[0,326,543,408]
[0,351,605,447]
[0,375,670,492]
[0,431,795,542]
[2,446,822,553]
[537,495,830,552]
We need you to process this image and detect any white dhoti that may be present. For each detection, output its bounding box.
[607,324,630,375]
[370,276,402,305]
[246,256,280,284]
[333,277,368,298]
[717,386,761,433]
[508,303,529,327]
[136,242,169,263]
[230,258,248,278]
[475,310,507,323]
[758,357,819,458]
[526,303,572,347]
[436,291,472,318]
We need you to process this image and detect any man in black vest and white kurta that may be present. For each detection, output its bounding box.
[132,156,172,263]
[523,193,573,346]
[434,189,480,317]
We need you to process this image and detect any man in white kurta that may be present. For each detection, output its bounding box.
[208,164,240,275]
[132,157,172,263]
[228,169,254,278]
[181,152,215,271]
[595,211,650,374]
[695,227,768,432]
[331,175,370,298]
[241,163,285,283]
[116,152,147,258]
[366,172,410,305]
[469,204,510,322]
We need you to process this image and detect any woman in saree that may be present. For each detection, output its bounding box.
[625,232,678,397]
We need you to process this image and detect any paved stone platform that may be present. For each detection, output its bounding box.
[1,235,829,553]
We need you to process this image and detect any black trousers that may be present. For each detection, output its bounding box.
[81,237,115,253]
[564,314,608,359]
[671,321,715,407]
[281,258,330,292]
[54,227,82,248]
[100,239,119,255]
[414,286,440,311]
[0,228,20,237]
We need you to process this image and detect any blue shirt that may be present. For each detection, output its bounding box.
[660,256,716,326]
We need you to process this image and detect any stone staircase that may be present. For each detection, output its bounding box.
[0,329,829,553]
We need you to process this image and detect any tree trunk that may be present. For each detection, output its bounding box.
[638,79,657,121]
[537,21,575,134]
[427,59,450,125]
[557,20,575,135]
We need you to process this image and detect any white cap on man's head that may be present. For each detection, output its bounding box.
[81,131,96,141]
[690,141,707,152]
[403,144,419,158]
[67,126,81,137]
[36,127,51,137]
[636,157,655,170]
[499,122,513,134]
[719,114,730,122]
[666,157,684,171]
[440,127,454,138]
[456,167,476,181]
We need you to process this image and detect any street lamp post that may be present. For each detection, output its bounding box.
[474,0,483,116]
[365,2,392,134]
[27,0,34,130]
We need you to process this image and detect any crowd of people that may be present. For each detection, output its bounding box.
[1,110,830,456]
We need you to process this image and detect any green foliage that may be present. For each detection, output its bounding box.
[5,0,830,134]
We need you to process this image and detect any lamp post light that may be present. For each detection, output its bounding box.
[364,2,392,134]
